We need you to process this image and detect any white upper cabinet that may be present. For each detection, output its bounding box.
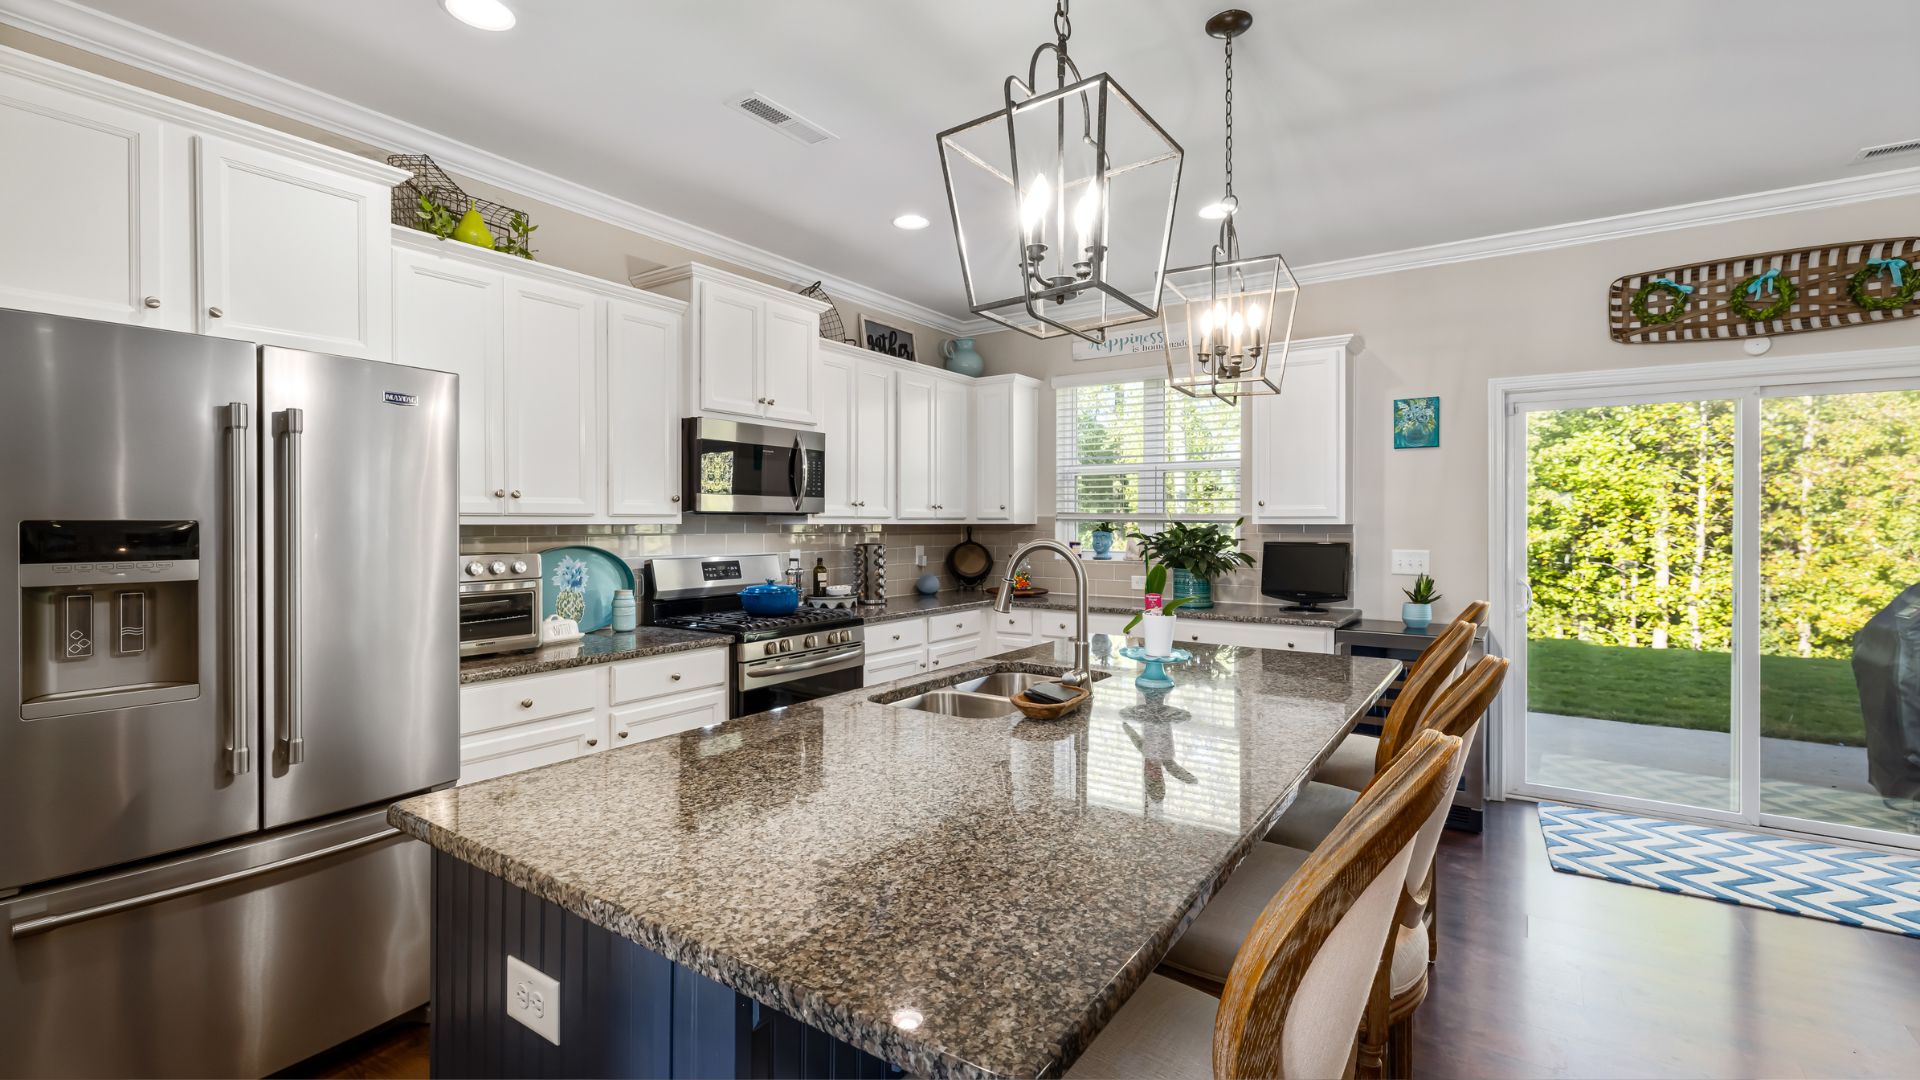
[971,375,1039,523]
[816,342,896,521]
[605,295,684,520]
[630,263,827,427]
[195,135,392,359]
[0,66,175,328]
[392,247,505,516]
[934,379,971,520]
[0,48,403,349]
[1249,335,1355,524]
[895,368,939,520]
[817,348,859,517]
[503,277,600,517]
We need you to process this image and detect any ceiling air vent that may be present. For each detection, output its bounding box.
[1852,138,1920,165]
[725,91,835,146]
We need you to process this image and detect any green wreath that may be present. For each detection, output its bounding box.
[1630,278,1694,326]
[1847,258,1919,311]
[1728,269,1796,322]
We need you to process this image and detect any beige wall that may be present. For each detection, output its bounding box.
[0,26,950,352]
[979,195,1920,620]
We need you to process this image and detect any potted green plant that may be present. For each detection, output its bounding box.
[1402,573,1441,630]
[1089,520,1120,561]
[1122,562,1193,657]
[1128,519,1254,610]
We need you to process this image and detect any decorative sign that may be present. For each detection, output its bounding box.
[1393,397,1440,449]
[1609,238,1920,343]
[1070,321,1189,361]
[857,315,917,362]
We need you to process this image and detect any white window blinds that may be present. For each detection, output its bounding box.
[1055,375,1241,529]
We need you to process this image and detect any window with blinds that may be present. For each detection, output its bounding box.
[1055,373,1241,545]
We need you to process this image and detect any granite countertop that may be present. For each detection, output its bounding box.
[457,626,728,686]
[859,589,1362,629]
[393,640,1401,1077]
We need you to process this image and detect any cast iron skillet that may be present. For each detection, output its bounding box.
[945,527,994,590]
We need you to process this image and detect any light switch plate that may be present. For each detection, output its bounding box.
[1391,550,1431,576]
[915,545,925,566]
[506,954,561,1045]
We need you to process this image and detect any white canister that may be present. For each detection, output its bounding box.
[1139,611,1177,658]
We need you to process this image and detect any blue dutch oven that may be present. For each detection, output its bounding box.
[739,579,801,616]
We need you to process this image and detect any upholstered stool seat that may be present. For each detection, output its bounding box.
[1161,842,1311,984]
[1315,733,1380,790]
[1063,975,1218,1079]
[1263,781,1359,850]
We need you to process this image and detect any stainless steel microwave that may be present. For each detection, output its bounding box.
[682,417,826,514]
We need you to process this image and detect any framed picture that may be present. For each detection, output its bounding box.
[1393,396,1440,449]
[858,315,917,362]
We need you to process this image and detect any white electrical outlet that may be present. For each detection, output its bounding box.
[1391,550,1431,576]
[1131,575,1146,590]
[506,954,561,1046]
[914,545,925,566]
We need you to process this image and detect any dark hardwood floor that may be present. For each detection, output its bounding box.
[300,801,1920,1079]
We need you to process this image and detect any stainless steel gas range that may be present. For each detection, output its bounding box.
[642,554,864,717]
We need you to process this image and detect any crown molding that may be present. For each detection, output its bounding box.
[0,0,976,336]
[11,0,1920,342]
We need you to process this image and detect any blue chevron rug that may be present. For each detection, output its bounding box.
[1538,803,1920,938]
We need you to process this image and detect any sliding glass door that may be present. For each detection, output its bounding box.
[1502,362,1920,848]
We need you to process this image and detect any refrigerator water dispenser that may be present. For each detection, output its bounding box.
[19,521,201,720]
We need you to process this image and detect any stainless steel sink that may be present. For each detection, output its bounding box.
[887,689,1024,719]
[951,671,1058,697]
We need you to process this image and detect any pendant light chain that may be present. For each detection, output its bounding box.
[1220,34,1240,259]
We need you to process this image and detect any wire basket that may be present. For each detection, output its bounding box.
[387,153,530,256]
[796,281,850,342]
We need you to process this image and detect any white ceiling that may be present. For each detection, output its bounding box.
[33,0,1920,323]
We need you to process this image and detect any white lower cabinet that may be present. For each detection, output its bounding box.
[927,637,983,670]
[1175,621,1335,653]
[864,648,927,686]
[458,646,730,783]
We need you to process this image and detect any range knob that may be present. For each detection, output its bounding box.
[764,642,780,657]
[489,561,508,575]
[511,560,529,574]
[778,639,794,654]
[465,560,486,577]
[803,634,819,649]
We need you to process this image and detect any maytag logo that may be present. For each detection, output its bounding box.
[383,391,418,407]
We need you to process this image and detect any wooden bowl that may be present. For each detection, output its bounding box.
[1009,683,1092,720]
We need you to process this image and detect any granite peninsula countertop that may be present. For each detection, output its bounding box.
[457,626,728,686]
[860,589,1362,629]
[393,640,1401,1077]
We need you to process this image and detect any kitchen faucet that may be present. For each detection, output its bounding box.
[994,538,1091,687]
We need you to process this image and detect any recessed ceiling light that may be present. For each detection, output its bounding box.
[892,213,930,231]
[440,0,516,31]
[1197,200,1236,220]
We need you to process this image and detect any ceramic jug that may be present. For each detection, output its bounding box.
[942,337,984,377]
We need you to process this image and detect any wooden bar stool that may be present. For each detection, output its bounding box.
[1066,731,1463,1079]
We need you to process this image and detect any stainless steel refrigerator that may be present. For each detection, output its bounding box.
[0,309,458,1078]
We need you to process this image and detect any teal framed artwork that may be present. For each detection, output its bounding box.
[1393,396,1440,449]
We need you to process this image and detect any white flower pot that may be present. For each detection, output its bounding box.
[1140,612,1177,658]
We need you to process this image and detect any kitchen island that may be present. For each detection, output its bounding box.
[389,641,1400,1078]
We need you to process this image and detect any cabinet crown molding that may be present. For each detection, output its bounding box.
[0,44,406,188]
[393,226,686,313]
[631,262,830,314]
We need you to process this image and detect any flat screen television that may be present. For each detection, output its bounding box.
[1260,541,1351,612]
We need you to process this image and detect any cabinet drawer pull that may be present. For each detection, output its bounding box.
[586,738,598,747]
[143,296,161,309]
[1286,642,1296,649]
[618,731,629,739]
[519,698,534,709]
[891,633,901,641]
[670,673,682,682]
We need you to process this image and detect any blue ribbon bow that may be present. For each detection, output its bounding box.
[1868,258,1908,288]
[1651,276,1694,295]
[1745,269,1782,299]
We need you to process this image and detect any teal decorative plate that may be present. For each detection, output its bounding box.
[538,545,636,633]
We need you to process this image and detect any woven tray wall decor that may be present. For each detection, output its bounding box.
[1608,238,1920,343]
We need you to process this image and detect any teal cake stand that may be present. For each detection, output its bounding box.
[1118,645,1193,689]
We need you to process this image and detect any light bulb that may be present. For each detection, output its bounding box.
[1020,173,1052,239]
[1074,184,1101,250]
[1246,300,1264,343]
[1228,308,1246,344]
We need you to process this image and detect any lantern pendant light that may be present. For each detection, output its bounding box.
[1163,9,1299,403]
[937,0,1184,344]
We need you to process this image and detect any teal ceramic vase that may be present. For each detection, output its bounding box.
[1402,602,1433,630]
[1171,569,1213,609]
[1091,530,1114,559]
[942,337,984,377]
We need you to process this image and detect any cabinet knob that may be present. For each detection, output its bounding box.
[519,698,533,709]
[999,504,1007,510]
[618,731,629,739]
[207,306,224,319]
[1286,642,1296,649]
[891,633,901,641]
[510,489,522,499]
[670,673,682,682]
[494,489,507,498]
[1257,500,1266,506]
[766,398,776,406]
[756,397,767,404]
[671,494,681,503]
[586,738,598,747]
[143,296,162,309]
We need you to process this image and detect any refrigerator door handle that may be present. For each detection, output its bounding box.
[278,408,306,766]
[6,827,400,939]
[223,402,251,776]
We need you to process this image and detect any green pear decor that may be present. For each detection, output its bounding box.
[453,201,495,250]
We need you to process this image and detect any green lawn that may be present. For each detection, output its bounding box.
[1526,638,1866,746]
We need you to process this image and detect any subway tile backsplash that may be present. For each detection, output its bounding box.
[464,518,1355,607]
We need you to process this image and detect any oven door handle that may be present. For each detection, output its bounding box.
[744,645,863,679]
